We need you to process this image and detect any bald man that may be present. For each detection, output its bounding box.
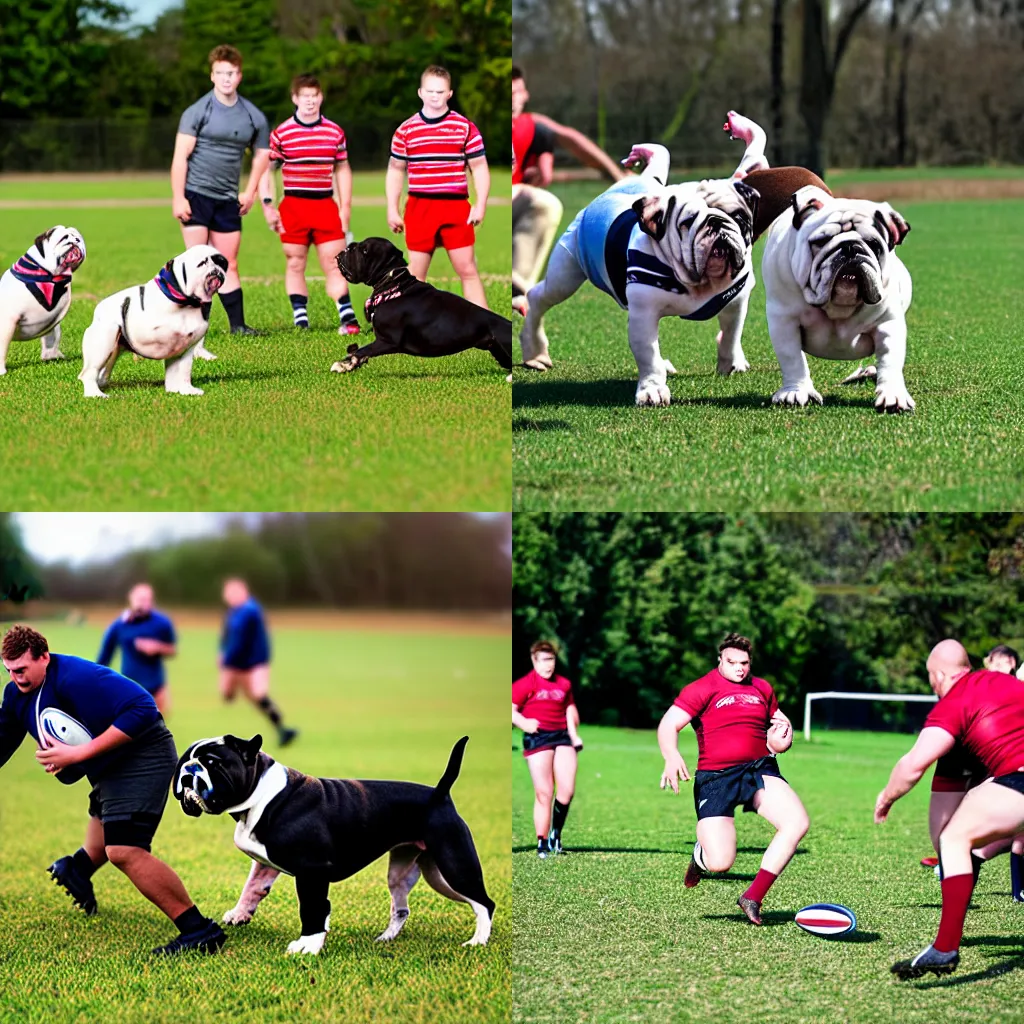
[875,639,1024,978]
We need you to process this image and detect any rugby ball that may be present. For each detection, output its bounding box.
[794,903,857,937]
[39,708,93,747]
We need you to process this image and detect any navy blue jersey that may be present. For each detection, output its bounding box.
[0,654,161,784]
[220,598,271,669]
[97,610,176,693]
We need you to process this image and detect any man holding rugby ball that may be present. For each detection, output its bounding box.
[513,640,583,858]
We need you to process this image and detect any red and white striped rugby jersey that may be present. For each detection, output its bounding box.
[390,110,486,198]
[269,115,348,196]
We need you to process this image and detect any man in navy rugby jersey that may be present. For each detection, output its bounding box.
[97,583,177,715]
[219,578,298,746]
[0,625,225,955]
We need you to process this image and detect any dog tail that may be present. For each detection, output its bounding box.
[430,736,469,804]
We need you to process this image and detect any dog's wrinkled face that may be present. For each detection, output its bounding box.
[336,237,407,285]
[789,187,910,318]
[32,226,86,276]
[632,179,758,285]
[174,734,263,817]
[173,245,228,303]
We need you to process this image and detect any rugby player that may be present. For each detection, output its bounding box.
[0,625,225,955]
[219,578,297,747]
[170,44,272,340]
[258,74,361,336]
[97,583,176,716]
[876,639,1024,978]
[512,641,583,858]
[386,66,491,308]
[658,634,807,925]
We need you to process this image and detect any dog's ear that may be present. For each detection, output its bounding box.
[211,252,228,271]
[244,734,263,762]
[790,186,830,229]
[633,193,676,241]
[33,227,56,254]
[873,204,910,250]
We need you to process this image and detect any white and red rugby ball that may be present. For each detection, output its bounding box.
[39,708,93,747]
[794,903,857,937]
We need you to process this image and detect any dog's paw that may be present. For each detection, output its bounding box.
[506,373,513,383]
[0,365,6,376]
[194,344,217,362]
[461,935,489,947]
[663,360,678,376]
[40,348,65,362]
[522,354,552,371]
[635,381,672,407]
[170,385,204,396]
[841,364,877,385]
[716,356,750,376]
[875,384,915,414]
[222,907,253,926]
[82,387,109,398]
[772,384,823,407]
[286,932,326,955]
[330,357,361,373]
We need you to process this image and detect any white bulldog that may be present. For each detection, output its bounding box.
[761,185,914,412]
[519,114,765,406]
[79,245,227,398]
[0,226,86,374]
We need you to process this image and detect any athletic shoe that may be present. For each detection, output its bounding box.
[293,321,310,330]
[890,945,959,979]
[278,727,299,747]
[537,839,550,860]
[230,324,267,337]
[152,918,227,956]
[48,856,98,916]
[683,854,704,889]
[547,831,567,855]
[736,896,762,926]
[338,321,361,336]
[920,856,939,868]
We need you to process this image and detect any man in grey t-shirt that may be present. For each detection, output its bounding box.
[170,44,273,341]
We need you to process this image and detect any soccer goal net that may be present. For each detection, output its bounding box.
[802,691,938,740]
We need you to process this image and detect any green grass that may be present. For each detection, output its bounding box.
[513,726,1024,1023]
[513,189,1024,510]
[0,617,510,1023]
[0,173,512,510]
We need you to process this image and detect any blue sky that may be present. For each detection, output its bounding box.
[125,0,179,27]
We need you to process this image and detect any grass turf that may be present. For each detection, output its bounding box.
[0,171,512,511]
[513,726,1024,1024]
[512,186,1024,510]
[0,616,510,1024]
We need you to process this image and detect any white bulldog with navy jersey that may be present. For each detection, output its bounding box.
[519,117,764,406]
[0,225,86,375]
[78,244,227,398]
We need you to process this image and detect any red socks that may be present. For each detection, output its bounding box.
[743,869,778,904]
[934,872,974,952]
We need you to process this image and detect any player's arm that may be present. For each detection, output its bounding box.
[134,638,176,657]
[36,725,133,774]
[334,159,353,234]
[512,702,539,733]
[0,696,27,771]
[385,156,407,234]
[240,148,272,215]
[658,705,694,793]
[566,703,583,750]
[467,155,489,226]
[875,726,956,823]
[170,133,197,221]
[531,113,627,181]
[528,151,555,188]
[96,621,118,667]
[767,709,793,754]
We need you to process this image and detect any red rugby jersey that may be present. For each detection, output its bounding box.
[674,669,779,771]
[269,115,347,196]
[391,110,485,198]
[512,670,575,732]
[924,668,1024,777]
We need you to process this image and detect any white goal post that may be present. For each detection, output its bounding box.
[802,690,937,741]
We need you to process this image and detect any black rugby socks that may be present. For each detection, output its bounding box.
[174,905,206,935]
[551,798,572,837]
[289,293,309,328]
[219,288,245,331]
[257,695,283,727]
[72,847,99,879]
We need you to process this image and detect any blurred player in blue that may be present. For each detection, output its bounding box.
[97,583,177,716]
[220,577,298,746]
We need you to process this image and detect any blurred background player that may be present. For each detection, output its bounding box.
[0,625,225,955]
[96,583,177,716]
[512,640,583,858]
[219,577,298,747]
[386,65,490,308]
[658,633,807,926]
[170,44,272,342]
[258,74,361,337]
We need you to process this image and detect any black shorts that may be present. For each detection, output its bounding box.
[87,722,177,850]
[693,755,785,819]
[183,189,242,233]
[523,729,573,758]
[932,746,988,793]
[992,771,1024,797]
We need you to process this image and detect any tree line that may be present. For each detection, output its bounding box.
[513,514,1024,728]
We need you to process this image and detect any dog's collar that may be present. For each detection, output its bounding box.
[224,759,289,816]
[367,265,409,291]
[10,254,71,312]
[364,267,412,323]
[155,263,202,308]
[678,270,751,322]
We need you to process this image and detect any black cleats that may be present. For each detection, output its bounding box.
[230,324,267,336]
[736,896,762,925]
[684,855,704,888]
[891,945,959,979]
[152,918,226,956]
[278,726,299,747]
[48,856,97,916]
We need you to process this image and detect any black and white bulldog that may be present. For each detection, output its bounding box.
[78,245,227,398]
[761,185,914,412]
[0,226,86,375]
[173,734,494,955]
[519,112,766,406]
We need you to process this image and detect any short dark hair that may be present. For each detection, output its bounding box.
[718,633,752,656]
[291,73,322,95]
[512,66,524,81]
[988,644,1020,669]
[530,640,558,658]
[421,64,451,87]
[209,45,243,70]
[2,624,49,662]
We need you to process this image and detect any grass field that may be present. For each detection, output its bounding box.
[0,170,512,511]
[512,173,1024,511]
[513,726,1024,1023]
[0,614,510,1024]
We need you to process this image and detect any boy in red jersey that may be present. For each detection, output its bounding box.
[386,66,491,309]
[658,634,807,925]
[258,75,361,336]
[512,640,583,858]
[877,639,1024,979]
